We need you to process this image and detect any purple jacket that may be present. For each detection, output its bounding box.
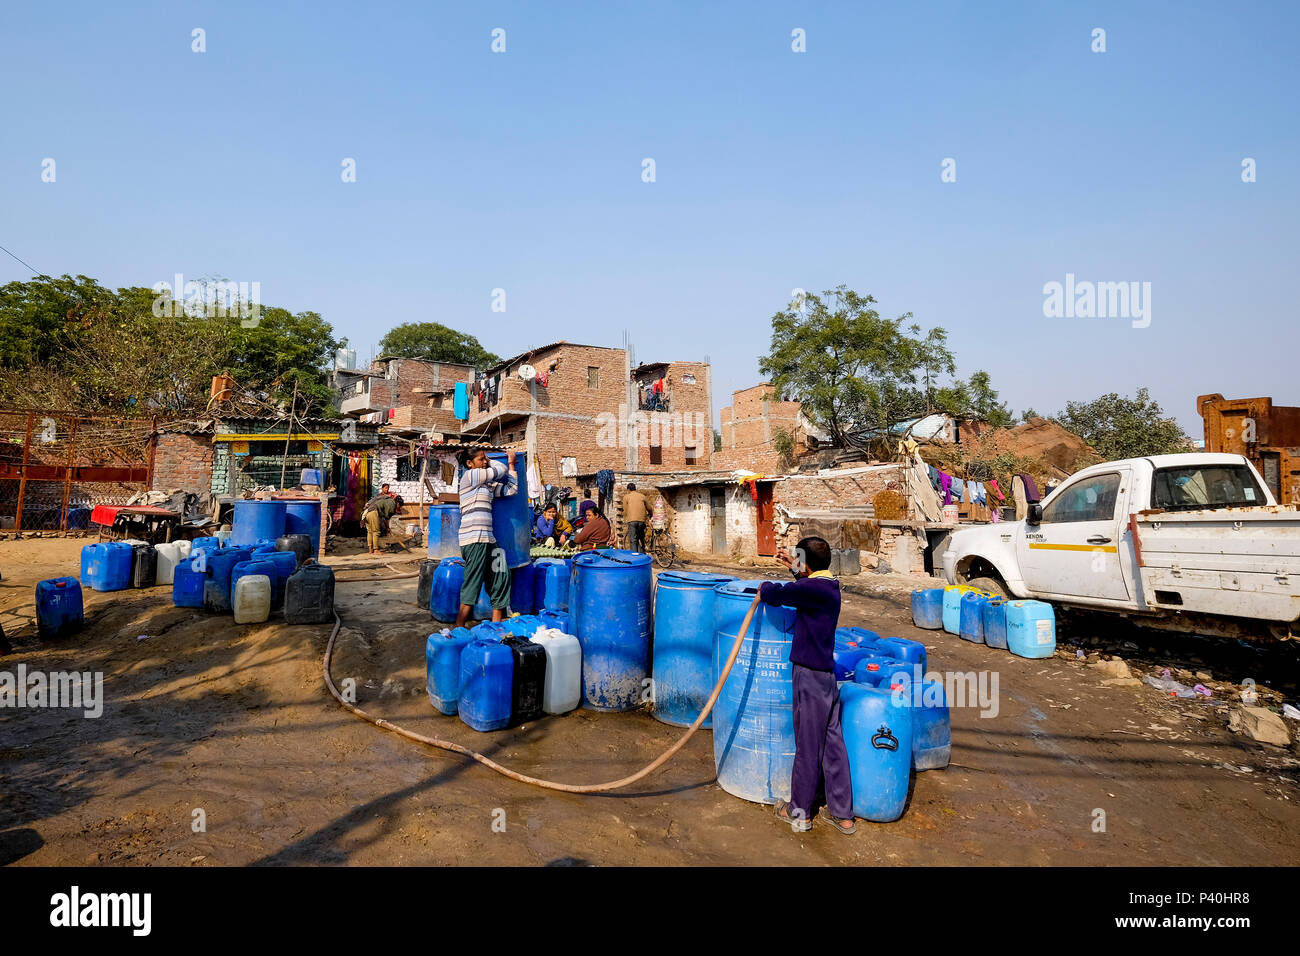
[759,574,842,672]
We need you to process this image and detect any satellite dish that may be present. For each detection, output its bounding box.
[519,364,537,381]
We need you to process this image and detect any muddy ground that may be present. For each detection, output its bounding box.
[2,537,1298,866]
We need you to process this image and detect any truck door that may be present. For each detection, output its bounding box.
[1018,468,1132,603]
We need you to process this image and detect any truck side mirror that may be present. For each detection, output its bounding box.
[1027,503,1042,525]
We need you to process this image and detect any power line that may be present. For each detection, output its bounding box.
[0,242,40,276]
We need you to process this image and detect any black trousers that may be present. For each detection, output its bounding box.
[627,521,646,552]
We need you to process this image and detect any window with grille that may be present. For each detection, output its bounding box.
[587,367,600,388]
[684,446,698,465]
[396,456,422,482]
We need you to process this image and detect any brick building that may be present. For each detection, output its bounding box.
[339,355,474,432]
[713,383,815,473]
[458,342,714,490]
[150,430,215,495]
[596,461,902,561]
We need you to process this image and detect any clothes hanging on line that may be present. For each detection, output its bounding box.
[1018,472,1042,503]
[987,479,1006,502]
[939,472,953,505]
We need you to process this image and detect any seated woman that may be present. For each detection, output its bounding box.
[534,504,574,547]
[572,506,611,550]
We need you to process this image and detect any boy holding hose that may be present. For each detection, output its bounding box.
[761,536,855,835]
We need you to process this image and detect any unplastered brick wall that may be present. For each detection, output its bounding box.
[630,361,713,472]
[507,344,629,481]
[151,432,214,493]
[535,416,622,484]
[714,383,805,472]
[712,446,787,474]
[772,465,901,513]
[387,404,461,434]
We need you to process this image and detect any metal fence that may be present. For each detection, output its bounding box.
[0,410,154,533]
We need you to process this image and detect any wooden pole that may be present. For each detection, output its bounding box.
[279,381,299,491]
[14,413,34,532]
[417,451,428,536]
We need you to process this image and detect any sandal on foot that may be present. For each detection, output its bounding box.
[817,806,857,835]
[774,800,812,832]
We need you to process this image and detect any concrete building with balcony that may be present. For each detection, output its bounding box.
[337,355,474,432]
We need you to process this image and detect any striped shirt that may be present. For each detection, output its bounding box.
[458,460,518,545]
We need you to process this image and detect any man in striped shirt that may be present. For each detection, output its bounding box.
[455,448,517,627]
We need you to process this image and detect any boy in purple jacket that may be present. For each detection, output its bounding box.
[761,536,855,835]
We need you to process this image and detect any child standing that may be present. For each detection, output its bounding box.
[760,536,855,835]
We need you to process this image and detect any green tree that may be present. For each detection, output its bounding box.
[379,321,499,367]
[1053,388,1189,460]
[760,286,927,445]
[759,285,1011,445]
[936,370,1014,428]
[0,274,117,371]
[228,308,339,415]
[0,275,341,418]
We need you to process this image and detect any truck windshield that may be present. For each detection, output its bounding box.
[1150,465,1266,511]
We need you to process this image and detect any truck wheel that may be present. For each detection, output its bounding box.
[966,576,1007,599]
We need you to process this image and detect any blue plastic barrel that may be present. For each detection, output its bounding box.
[427,504,462,560]
[426,628,474,714]
[256,550,296,608]
[487,452,531,568]
[711,580,797,805]
[911,587,945,629]
[299,468,324,487]
[36,577,84,639]
[571,550,653,711]
[173,563,206,608]
[652,570,736,728]
[849,627,881,647]
[538,608,570,633]
[203,546,254,613]
[429,557,465,621]
[875,636,927,670]
[474,621,508,643]
[458,639,514,731]
[80,542,133,592]
[191,536,220,555]
[833,627,877,682]
[840,682,914,822]
[510,562,536,615]
[535,558,572,612]
[983,597,1009,650]
[1006,600,1056,658]
[231,500,288,548]
[960,591,988,643]
[942,585,977,634]
[913,679,951,770]
[853,656,913,689]
[283,500,321,561]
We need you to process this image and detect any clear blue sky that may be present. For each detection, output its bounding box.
[3,1,1297,432]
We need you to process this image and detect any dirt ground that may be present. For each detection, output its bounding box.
[2,537,1298,866]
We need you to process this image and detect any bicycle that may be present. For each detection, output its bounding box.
[645,524,677,569]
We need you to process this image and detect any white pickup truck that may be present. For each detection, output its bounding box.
[942,453,1300,641]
